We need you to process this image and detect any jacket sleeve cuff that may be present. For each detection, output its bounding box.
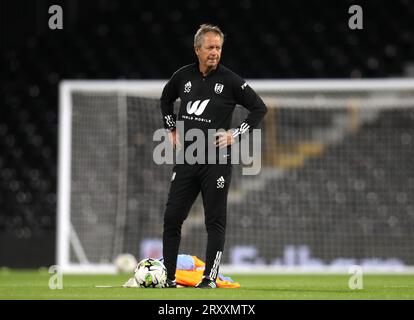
[231,122,250,138]
[163,114,177,131]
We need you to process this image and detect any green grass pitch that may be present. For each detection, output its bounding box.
[1,270,414,300]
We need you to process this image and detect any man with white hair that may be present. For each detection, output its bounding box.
[160,24,267,288]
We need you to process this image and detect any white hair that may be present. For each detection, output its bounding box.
[194,24,224,48]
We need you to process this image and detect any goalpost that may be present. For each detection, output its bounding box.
[58,79,414,273]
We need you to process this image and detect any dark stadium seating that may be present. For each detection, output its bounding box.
[227,110,414,262]
[1,0,414,266]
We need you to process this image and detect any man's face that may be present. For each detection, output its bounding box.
[195,32,223,71]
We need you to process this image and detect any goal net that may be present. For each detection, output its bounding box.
[58,79,414,273]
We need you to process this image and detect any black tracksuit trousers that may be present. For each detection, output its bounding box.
[162,163,232,281]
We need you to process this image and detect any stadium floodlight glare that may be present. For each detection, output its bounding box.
[58,79,414,273]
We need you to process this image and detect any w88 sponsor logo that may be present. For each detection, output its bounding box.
[186,99,210,116]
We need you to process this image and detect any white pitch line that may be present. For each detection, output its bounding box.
[95,285,120,288]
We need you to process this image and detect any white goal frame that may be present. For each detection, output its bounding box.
[58,78,414,274]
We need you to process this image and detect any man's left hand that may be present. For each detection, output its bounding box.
[214,131,235,149]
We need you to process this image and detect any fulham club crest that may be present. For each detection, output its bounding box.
[214,83,224,94]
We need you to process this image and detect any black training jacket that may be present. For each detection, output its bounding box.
[160,62,267,139]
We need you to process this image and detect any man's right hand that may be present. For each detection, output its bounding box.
[168,130,182,150]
